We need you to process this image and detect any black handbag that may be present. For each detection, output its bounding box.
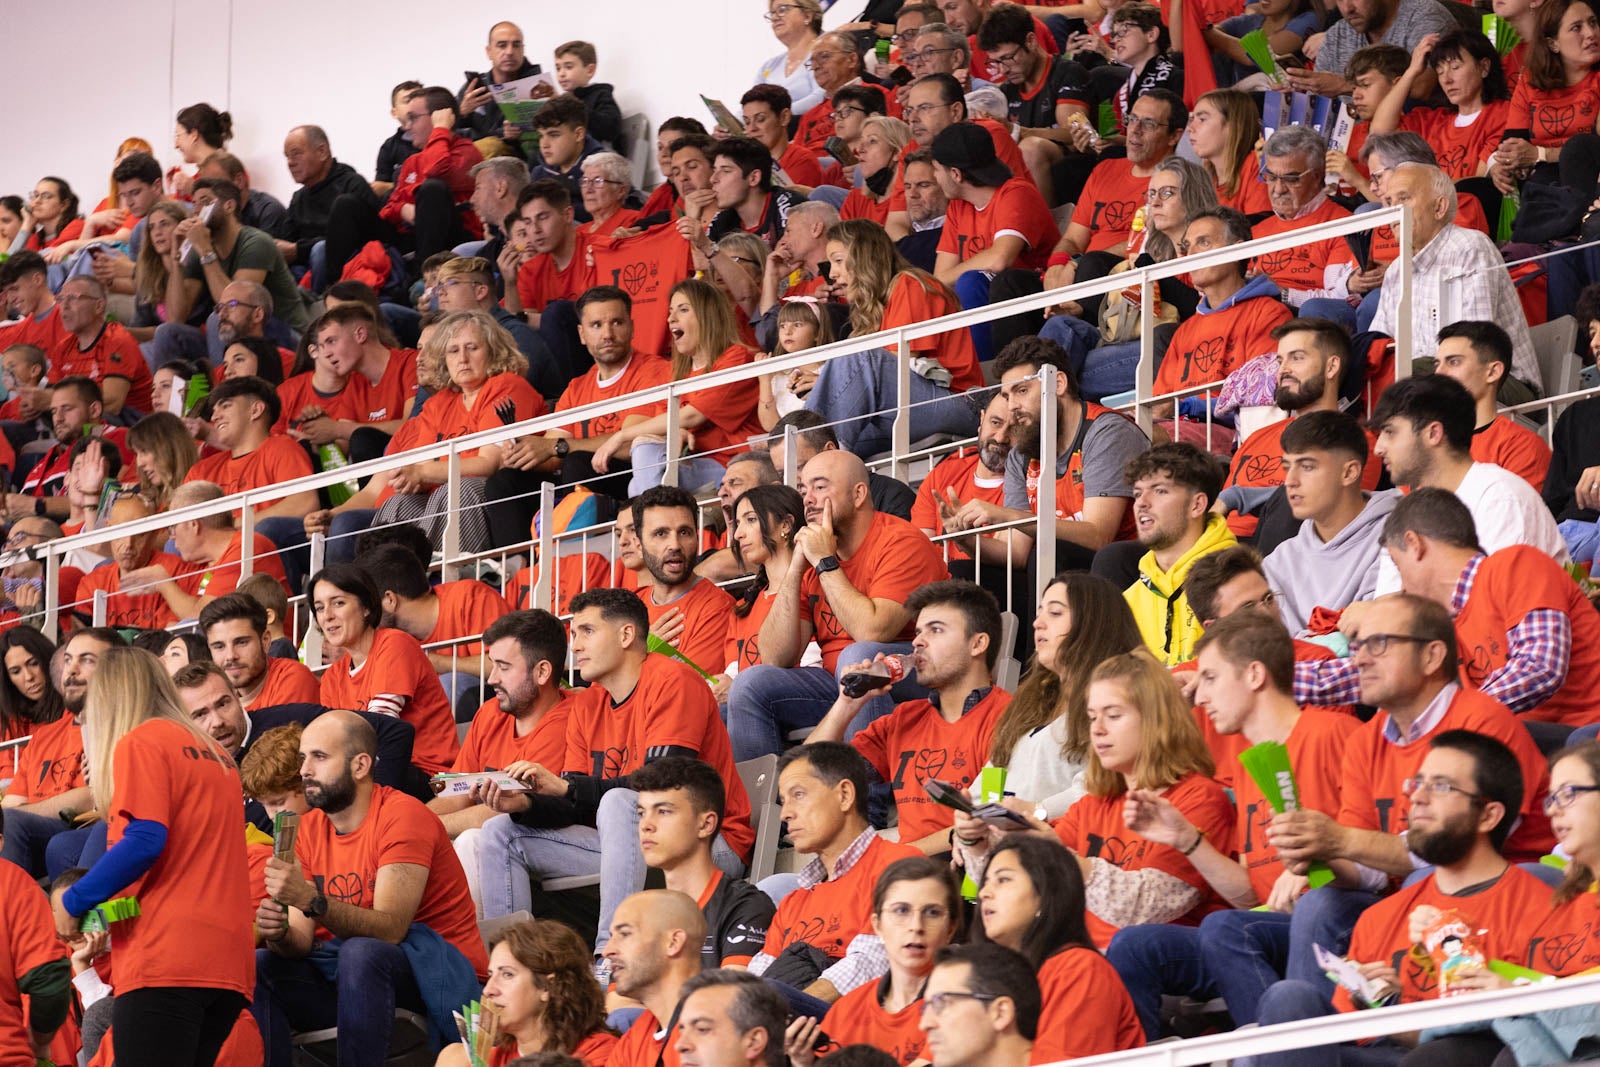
[1511,181,1590,245]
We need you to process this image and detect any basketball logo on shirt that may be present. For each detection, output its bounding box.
[1438,147,1468,178]
[1257,250,1294,277]
[1532,929,1588,973]
[38,758,73,791]
[1090,199,1137,234]
[1187,337,1226,379]
[736,635,761,670]
[1238,450,1279,484]
[1535,104,1577,139]
[592,746,631,779]
[618,262,652,295]
[325,871,366,904]
[1464,642,1499,681]
[954,234,991,260]
[890,747,953,790]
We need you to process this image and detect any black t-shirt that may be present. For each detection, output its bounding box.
[1120,55,1181,120]
[701,870,776,968]
[1005,55,1093,131]
[707,189,807,249]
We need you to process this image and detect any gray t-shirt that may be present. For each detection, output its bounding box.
[1004,405,1148,514]
[182,224,309,332]
[1315,0,1457,78]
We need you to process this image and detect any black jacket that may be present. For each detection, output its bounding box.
[375,128,418,185]
[572,82,623,151]
[287,160,379,264]
[240,703,419,828]
[458,61,543,141]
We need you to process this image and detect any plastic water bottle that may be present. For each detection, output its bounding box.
[839,654,907,698]
[318,444,360,507]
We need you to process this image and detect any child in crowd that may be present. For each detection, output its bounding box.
[757,297,831,429]
[553,40,623,151]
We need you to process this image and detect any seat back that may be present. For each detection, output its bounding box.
[1531,314,1579,414]
[737,754,782,884]
[621,112,651,189]
[995,611,1021,691]
[479,909,535,947]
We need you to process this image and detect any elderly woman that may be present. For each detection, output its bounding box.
[304,309,546,560]
[1037,155,1214,400]
[755,0,826,117]
[578,151,640,237]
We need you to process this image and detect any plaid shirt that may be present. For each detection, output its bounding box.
[746,827,889,995]
[1293,554,1570,714]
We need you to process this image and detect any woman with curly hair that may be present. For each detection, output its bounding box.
[800,219,981,455]
[437,920,617,1067]
[304,310,546,557]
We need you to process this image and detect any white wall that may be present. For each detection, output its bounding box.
[3,0,844,205]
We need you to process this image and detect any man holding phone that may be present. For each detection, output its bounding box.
[803,579,1010,855]
[456,21,551,143]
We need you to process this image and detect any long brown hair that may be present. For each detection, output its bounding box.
[126,411,201,508]
[988,574,1145,767]
[826,218,956,340]
[1194,89,1260,199]
[490,920,612,1052]
[1552,742,1600,904]
[133,200,192,307]
[0,628,62,737]
[1527,0,1600,91]
[1081,650,1215,798]
[668,278,744,380]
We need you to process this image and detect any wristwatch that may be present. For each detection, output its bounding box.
[304,892,329,919]
[199,252,220,266]
[815,555,840,574]
[553,438,570,459]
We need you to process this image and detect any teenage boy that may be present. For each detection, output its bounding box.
[1432,320,1552,491]
[529,94,605,220]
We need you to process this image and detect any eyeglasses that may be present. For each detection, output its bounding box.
[987,47,1028,69]
[1260,167,1312,186]
[891,30,920,44]
[1544,783,1600,814]
[1127,116,1176,134]
[1403,776,1485,804]
[804,50,850,69]
[28,191,58,202]
[1348,633,1429,657]
[4,530,45,549]
[218,300,261,311]
[580,177,626,188]
[1108,25,1140,39]
[881,902,951,923]
[764,4,803,20]
[904,46,958,63]
[1146,186,1179,203]
[921,992,1002,1017]
[833,105,867,117]
[56,293,101,305]
[724,254,760,266]
[1232,589,1278,613]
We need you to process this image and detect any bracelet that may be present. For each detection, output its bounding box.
[1047,252,1073,268]
[1180,829,1205,856]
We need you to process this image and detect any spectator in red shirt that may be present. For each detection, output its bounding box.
[1252,129,1366,330]
[48,278,153,420]
[326,86,484,283]
[674,970,789,1067]
[1187,90,1272,218]
[19,177,84,261]
[9,377,130,523]
[502,179,592,387]
[578,152,640,238]
[919,944,1042,1067]
[739,84,827,193]
[914,391,1013,568]
[1432,320,1552,492]
[639,117,710,218]
[753,200,841,351]
[0,253,65,358]
[794,34,891,152]
[254,710,485,1062]
[632,485,736,674]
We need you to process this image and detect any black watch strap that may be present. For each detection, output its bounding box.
[815,555,840,574]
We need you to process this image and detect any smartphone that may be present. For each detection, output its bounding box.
[825,135,859,168]
[465,70,480,86]
[923,778,1033,829]
[1504,128,1532,142]
[818,261,832,282]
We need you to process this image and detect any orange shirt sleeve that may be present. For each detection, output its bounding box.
[1031,949,1146,1063]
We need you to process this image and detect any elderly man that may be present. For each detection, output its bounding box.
[280,125,378,288]
[904,22,993,91]
[756,200,841,350]
[794,34,892,152]
[1250,128,1365,327]
[1370,163,1541,402]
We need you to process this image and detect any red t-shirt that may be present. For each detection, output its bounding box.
[506,552,614,618]
[346,349,420,425]
[518,232,594,312]
[319,627,460,774]
[840,187,892,225]
[939,177,1060,272]
[1030,946,1146,1064]
[176,532,289,601]
[0,305,68,356]
[48,322,154,413]
[0,859,66,1067]
[247,656,321,711]
[425,579,512,661]
[106,719,254,995]
[1053,773,1237,947]
[1400,100,1509,180]
[759,832,921,959]
[798,512,949,672]
[388,373,545,459]
[583,209,643,238]
[295,784,488,974]
[607,1009,681,1067]
[1251,199,1357,295]
[1471,417,1551,492]
[1216,152,1273,216]
[1153,290,1292,396]
[185,436,315,511]
[824,980,927,1064]
[912,451,1006,562]
[555,353,673,438]
[590,227,698,359]
[647,346,764,466]
[640,578,735,677]
[1527,886,1600,975]
[776,141,825,188]
[1509,67,1600,148]
[1334,866,1550,1010]
[881,273,983,393]
[76,552,189,630]
[563,653,754,859]
[724,591,777,675]
[451,695,572,773]
[1071,158,1151,253]
[21,428,129,499]
[852,688,1011,844]
[8,713,83,803]
[794,84,897,151]
[274,373,365,434]
[889,119,1032,214]
[1455,546,1600,727]
[1337,685,1554,861]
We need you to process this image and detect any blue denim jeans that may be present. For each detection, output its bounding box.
[0,807,69,877]
[477,786,745,951]
[1197,907,1293,1026]
[254,938,424,1067]
[1236,980,1405,1067]
[1106,923,1214,1039]
[1287,887,1382,1003]
[802,350,978,457]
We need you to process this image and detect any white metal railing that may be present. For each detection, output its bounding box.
[3,203,1416,639]
[1054,972,1600,1066]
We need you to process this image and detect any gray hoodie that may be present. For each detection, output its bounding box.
[1264,489,1401,634]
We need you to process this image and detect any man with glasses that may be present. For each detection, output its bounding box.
[46,278,152,419]
[937,0,1061,81]
[974,2,1093,207]
[1248,730,1549,1066]
[705,137,806,249]
[919,944,1040,1067]
[903,23,990,92]
[1249,128,1364,332]
[794,33,893,153]
[887,73,1029,239]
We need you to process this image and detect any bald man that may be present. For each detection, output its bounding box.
[458,21,549,142]
[727,449,949,761]
[254,710,486,1064]
[602,891,706,1067]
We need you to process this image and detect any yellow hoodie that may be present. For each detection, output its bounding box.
[1123,515,1239,666]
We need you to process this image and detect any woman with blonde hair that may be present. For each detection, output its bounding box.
[800,218,980,454]
[126,411,201,509]
[840,115,912,224]
[1187,90,1272,216]
[304,309,546,555]
[437,920,618,1067]
[61,645,253,1064]
[591,278,763,495]
[711,231,770,322]
[129,201,208,343]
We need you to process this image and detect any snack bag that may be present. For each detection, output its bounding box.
[1419,909,1488,997]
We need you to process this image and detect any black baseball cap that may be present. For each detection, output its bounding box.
[930,122,1013,187]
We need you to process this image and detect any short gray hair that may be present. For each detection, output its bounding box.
[1360,131,1433,169]
[581,151,632,186]
[1264,126,1327,173]
[965,85,1009,122]
[787,199,840,230]
[917,23,970,62]
[294,125,330,151]
[470,155,531,192]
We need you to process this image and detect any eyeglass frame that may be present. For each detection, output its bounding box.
[1544,783,1600,814]
[804,50,852,70]
[579,176,627,188]
[904,45,959,64]
[1347,633,1431,657]
[763,4,805,21]
[1259,165,1314,186]
[920,991,1003,1017]
[1403,775,1486,805]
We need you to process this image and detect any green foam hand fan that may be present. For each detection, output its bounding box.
[646,634,717,683]
[1482,13,1521,55]
[1237,741,1335,890]
[1240,30,1284,84]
